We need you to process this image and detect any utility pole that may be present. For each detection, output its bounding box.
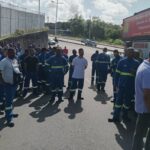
[38,0,41,28]
[55,0,58,37]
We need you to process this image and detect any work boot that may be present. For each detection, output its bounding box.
[58,97,64,103]
[32,88,38,95]
[101,87,105,92]
[12,114,19,118]
[7,121,15,127]
[108,117,120,123]
[77,91,84,100]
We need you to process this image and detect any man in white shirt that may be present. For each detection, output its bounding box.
[131,54,150,150]
[0,48,21,127]
[69,48,88,100]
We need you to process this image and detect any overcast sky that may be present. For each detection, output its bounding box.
[2,0,150,25]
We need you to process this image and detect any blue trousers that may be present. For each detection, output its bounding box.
[91,64,97,84]
[113,86,134,119]
[5,84,16,123]
[70,78,84,97]
[51,73,64,100]
[112,77,117,102]
[0,84,5,110]
[97,70,108,90]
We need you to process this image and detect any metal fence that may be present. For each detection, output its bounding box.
[0,1,45,37]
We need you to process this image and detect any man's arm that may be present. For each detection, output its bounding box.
[142,72,150,111]
[143,89,150,111]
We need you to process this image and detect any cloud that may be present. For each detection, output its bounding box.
[1,0,138,24]
[93,0,138,23]
[1,0,89,22]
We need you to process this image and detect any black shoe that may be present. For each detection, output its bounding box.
[7,122,15,127]
[77,97,84,100]
[108,118,120,123]
[23,91,27,97]
[101,89,105,92]
[58,99,64,103]
[12,114,19,118]
[0,111,4,115]
[0,104,5,111]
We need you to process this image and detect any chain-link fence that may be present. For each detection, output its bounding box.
[0,1,45,37]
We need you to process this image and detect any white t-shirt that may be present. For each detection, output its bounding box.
[72,56,88,79]
[0,57,20,84]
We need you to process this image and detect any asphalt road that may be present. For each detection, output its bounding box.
[0,41,135,150]
[49,36,124,53]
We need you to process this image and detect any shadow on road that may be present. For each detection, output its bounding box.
[14,93,42,107]
[30,101,61,123]
[64,99,83,119]
[0,116,7,131]
[114,112,136,150]
[88,85,97,91]
[94,92,112,104]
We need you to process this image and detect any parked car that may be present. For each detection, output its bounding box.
[48,39,56,45]
[81,39,97,47]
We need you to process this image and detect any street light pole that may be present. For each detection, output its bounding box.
[54,0,58,37]
[38,0,41,28]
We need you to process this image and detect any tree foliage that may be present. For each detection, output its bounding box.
[56,14,122,41]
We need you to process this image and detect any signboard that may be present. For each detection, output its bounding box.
[122,9,150,39]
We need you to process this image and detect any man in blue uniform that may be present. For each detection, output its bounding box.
[46,47,68,103]
[38,48,48,94]
[0,47,5,114]
[96,48,110,92]
[108,47,139,122]
[91,50,99,86]
[67,49,77,90]
[110,50,122,103]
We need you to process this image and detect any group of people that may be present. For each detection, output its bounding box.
[0,41,149,149]
[90,47,150,150]
[0,43,88,127]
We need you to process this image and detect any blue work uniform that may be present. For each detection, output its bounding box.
[0,53,5,112]
[38,51,48,93]
[113,57,139,120]
[96,52,110,91]
[110,55,122,102]
[67,54,77,89]
[46,54,68,102]
[91,52,99,85]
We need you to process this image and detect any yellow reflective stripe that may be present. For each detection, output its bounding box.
[51,66,64,69]
[116,69,121,74]
[115,104,122,108]
[123,104,130,109]
[5,106,13,110]
[116,69,134,77]
[120,72,134,77]
[96,60,109,64]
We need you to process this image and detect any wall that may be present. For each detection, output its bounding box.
[0,31,48,49]
[0,4,45,37]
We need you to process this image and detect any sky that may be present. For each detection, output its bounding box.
[1,0,150,25]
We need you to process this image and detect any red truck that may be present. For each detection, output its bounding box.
[122,8,150,59]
